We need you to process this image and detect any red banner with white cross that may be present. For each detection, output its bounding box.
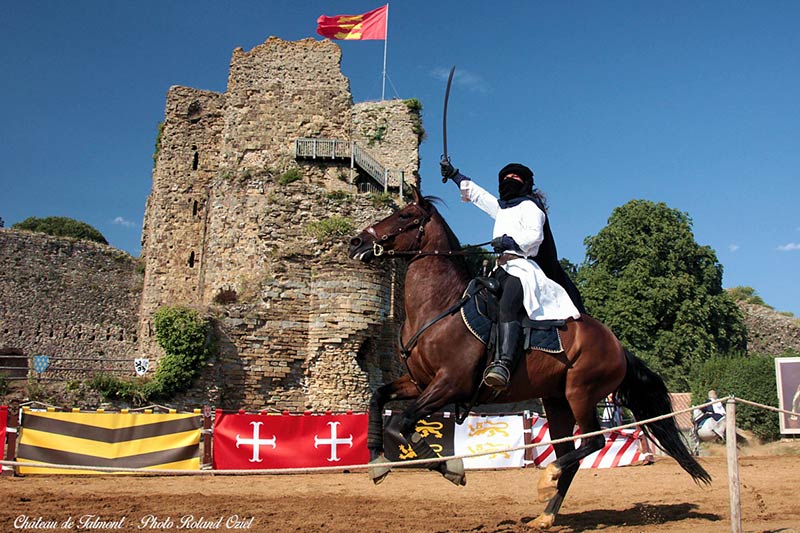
[212,412,369,470]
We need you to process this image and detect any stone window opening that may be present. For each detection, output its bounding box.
[187,102,202,123]
[192,151,199,171]
[192,200,199,217]
[188,251,196,268]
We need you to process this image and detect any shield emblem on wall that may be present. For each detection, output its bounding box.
[32,355,50,374]
[134,358,150,376]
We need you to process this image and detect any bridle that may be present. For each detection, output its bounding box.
[363,201,432,259]
[362,201,489,260]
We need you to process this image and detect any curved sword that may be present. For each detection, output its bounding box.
[441,65,456,183]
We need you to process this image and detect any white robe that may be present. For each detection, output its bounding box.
[462,180,581,321]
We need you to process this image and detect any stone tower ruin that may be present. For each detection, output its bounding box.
[140,37,422,411]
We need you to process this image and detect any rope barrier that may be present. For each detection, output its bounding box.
[1,396,797,476]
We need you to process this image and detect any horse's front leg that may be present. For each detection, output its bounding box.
[384,375,467,486]
[367,375,420,484]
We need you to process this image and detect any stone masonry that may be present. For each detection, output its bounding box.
[141,37,420,411]
[0,230,141,379]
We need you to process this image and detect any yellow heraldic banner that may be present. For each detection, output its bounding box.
[17,411,202,474]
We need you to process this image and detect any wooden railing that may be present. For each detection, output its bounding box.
[294,138,405,194]
[294,138,351,160]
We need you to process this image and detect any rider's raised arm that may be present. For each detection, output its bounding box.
[462,179,499,218]
[440,159,499,218]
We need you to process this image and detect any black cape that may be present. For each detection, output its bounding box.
[499,195,586,315]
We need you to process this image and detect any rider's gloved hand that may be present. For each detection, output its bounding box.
[491,235,521,253]
[440,158,465,185]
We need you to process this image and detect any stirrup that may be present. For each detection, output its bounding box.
[482,363,510,391]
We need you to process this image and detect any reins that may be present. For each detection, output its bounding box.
[372,241,492,259]
[364,201,492,259]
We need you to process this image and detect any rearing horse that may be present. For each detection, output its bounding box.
[348,187,709,530]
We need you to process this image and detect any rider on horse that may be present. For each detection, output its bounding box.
[441,159,585,391]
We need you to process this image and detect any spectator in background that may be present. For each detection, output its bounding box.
[693,390,726,450]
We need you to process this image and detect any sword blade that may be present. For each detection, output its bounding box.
[441,65,456,183]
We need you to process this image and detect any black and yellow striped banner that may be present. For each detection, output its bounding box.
[17,411,202,474]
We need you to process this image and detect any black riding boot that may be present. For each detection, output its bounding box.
[483,321,523,391]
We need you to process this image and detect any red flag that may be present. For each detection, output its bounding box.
[316,5,388,41]
[212,412,369,470]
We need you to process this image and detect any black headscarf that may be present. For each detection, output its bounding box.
[498,163,534,202]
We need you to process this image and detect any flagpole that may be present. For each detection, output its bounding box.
[381,4,388,100]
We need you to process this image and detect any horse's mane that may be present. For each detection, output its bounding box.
[422,196,463,252]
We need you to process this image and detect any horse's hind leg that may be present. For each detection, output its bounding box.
[533,397,606,530]
[367,375,420,484]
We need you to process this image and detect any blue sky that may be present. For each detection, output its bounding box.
[2,1,798,316]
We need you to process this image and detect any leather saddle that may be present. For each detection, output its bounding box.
[460,277,565,353]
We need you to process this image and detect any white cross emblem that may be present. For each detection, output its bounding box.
[235,421,276,463]
[314,421,353,462]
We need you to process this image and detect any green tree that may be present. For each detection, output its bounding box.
[13,216,108,244]
[577,200,746,390]
[559,258,579,284]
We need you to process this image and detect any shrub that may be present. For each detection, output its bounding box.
[87,306,212,404]
[13,216,108,245]
[727,286,771,308]
[404,98,425,141]
[153,121,164,168]
[368,192,393,208]
[305,216,354,242]
[325,190,352,204]
[690,354,780,441]
[278,169,302,185]
[404,98,423,112]
[151,306,212,398]
[88,374,150,406]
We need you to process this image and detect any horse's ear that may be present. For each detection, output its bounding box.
[411,185,423,204]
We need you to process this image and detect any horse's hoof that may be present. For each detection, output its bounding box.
[442,458,466,486]
[537,463,561,502]
[529,512,555,530]
[368,456,392,485]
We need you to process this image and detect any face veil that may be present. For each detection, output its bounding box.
[499,179,532,201]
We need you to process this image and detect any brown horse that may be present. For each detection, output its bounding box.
[348,187,710,530]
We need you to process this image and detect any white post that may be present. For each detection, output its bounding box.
[399,170,404,198]
[725,398,742,533]
[350,141,355,185]
[381,4,388,100]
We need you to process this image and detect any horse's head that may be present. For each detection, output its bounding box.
[349,187,436,262]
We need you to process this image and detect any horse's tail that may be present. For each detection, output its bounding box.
[617,349,711,485]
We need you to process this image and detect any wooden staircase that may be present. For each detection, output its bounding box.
[294,138,406,194]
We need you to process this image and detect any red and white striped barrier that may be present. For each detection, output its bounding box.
[526,413,653,469]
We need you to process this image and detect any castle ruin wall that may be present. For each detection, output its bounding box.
[0,230,140,378]
[140,37,418,411]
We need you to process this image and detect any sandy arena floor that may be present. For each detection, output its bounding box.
[1,453,799,532]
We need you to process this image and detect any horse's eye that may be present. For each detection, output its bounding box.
[398,212,413,220]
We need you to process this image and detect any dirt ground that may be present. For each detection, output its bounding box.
[1,449,799,533]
